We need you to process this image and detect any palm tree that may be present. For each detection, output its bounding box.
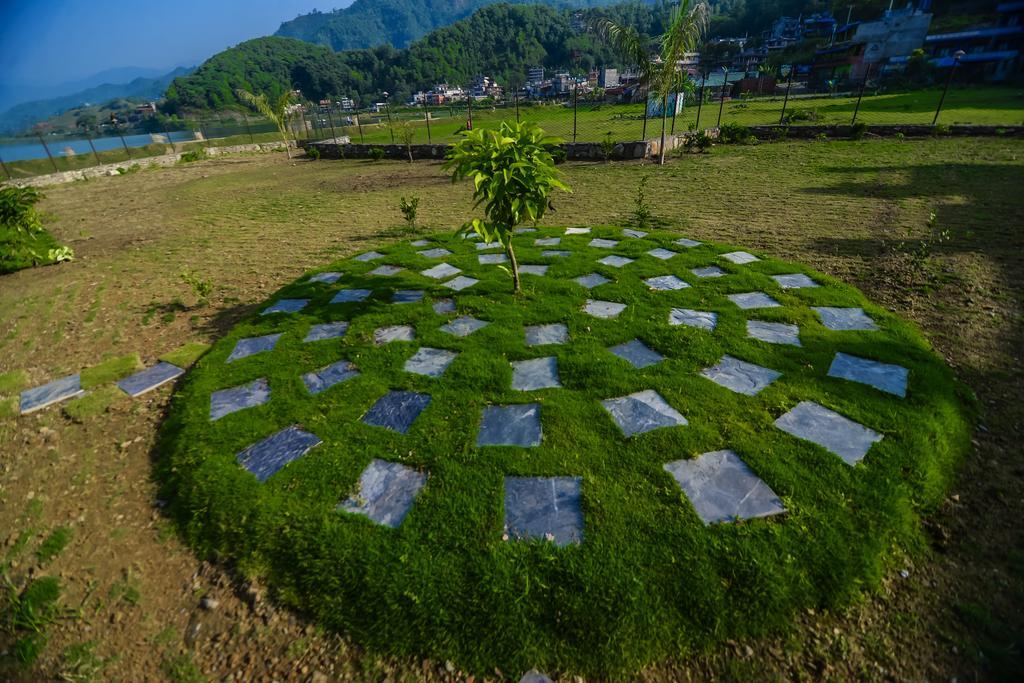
[236,88,295,159]
[596,0,708,165]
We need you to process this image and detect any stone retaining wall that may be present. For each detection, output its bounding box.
[747,124,1024,140]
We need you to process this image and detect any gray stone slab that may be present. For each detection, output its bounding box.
[476,241,502,251]
[565,227,591,235]
[623,228,648,238]
[691,266,725,278]
[116,362,184,397]
[584,299,626,319]
[589,238,619,249]
[421,263,461,280]
[227,333,282,363]
[534,237,561,246]
[418,247,452,259]
[701,355,781,396]
[511,357,561,391]
[541,250,570,258]
[308,272,342,284]
[520,670,554,683]
[514,227,537,234]
[668,308,717,330]
[368,265,404,277]
[609,339,664,368]
[362,390,431,434]
[443,275,479,291]
[598,255,634,268]
[304,321,349,343]
[573,273,609,289]
[392,290,424,304]
[331,288,372,304]
[210,378,270,421]
[645,275,690,291]
[602,389,687,437]
[441,316,489,337]
[411,239,431,247]
[303,360,360,395]
[338,459,427,528]
[432,298,456,314]
[827,352,908,397]
[775,401,883,465]
[405,347,459,377]
[354,251,384,262]
[479,253,509,265]
[746,320,801,347]
[519,264,549,276]
[728,292,782,310]
[664,449,785,525]
[374,325,415,345]
[236,426,322,483]
[525,323,568,346]
[771,273,819,289]
[647,248,677,260]
[675,237,702,248]
[813,307,879,331]
[477,403,542,447]
[721,251,760,265]
[504,476,582,546]
[20,374,84,414]
[262,299,309,315]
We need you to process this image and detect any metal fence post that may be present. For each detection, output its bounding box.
[851,65,870,125]
[163,120,176,153]
[327,107,339,142]
[356,113,365,143]
[116,125,132,159]
[779,66,794,125]
[37,134,59,173]
[695,73,707,130]
[244,114,254,143]
[86,132,102,166]
[514,84,520,123]
[468,96,474,130]
[0,152,11,180]
[716,69,728,128]
[641,89,649,140]
[933,51,964,126]
[423,100,432,143]
[572,84,579,143]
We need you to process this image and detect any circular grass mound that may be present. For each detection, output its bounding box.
[159,227,972,676]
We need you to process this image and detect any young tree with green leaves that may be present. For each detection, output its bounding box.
[236,88,296,159]
[444,121,570,293]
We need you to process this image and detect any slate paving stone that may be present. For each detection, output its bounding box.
[227,334,282,363]
[721,251,760,265]
[664,449,785,525]
[210,378,270,421]
[701,355,781,396]
[609,339,664,368]
[827,352,908,397]
[304,321,349,343]
[589,238,619,249]
[308,272,342,284]
[262,299,309,315]
[411,239,431,247]
[443,275,479,291]
[746,320,801,346]
[392,290,424,304]
[691,265,725,278]
[574,273,610,289]
[511,357,561,391]
[476,241,503,251]
[368,265,404,277]
[504,476,583,546]
[647,248,677,260]
[623,228,648,238]
[338,459,427,528]
[477,403,542,447]
[405,347,459,377]
[418,247,453,259]
[354,251,384,262]
[565,227,591,235]
[534,237,561,246]
[374,325,416,345]
[772,273,819,289]
[331,288,372,304]
[362,390,431,434]
[525,323,568,346]
[421,263,461,280]
[20,374,84,414]
[116,362,185,397]
[775,400,883,465]
[303,360,360,395]
[813,307,879,331]
[236,426,322,483]
[645,275,690,291]
[479,253,509,265]
[432,298,456,314]
[441,316,489,337]
[675,237,702,248]
[519,264,549,276]
[728,292,782,310]
[668,308,717,330]
[514,227,537,234]
[602,389,687,437]
[598,255,634,268]
[584,299,627,319]
[541,250,570,258]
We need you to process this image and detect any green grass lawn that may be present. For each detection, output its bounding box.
[159,227,972,676]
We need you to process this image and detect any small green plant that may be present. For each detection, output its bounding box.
[894,131,906,142]
[396,121,415,163]
[116,164,141,175]
[632,175,653,229]
[815,132,829,142]
[2,574,70,668]
[37,526,72,565]
[399,196,419,230]
[60,641,107,682]
[305,145,321,160]
[0,185,74,274]
[179,149,206,163]
[850,121,869,140]
[369,147,386,162]
[933,122,951,136]
[599,132,616,161]
[179,269,213,304]
[236,88,295,159]
[783,108,819,124]
[718,122,752,144]
[683,130,713,153]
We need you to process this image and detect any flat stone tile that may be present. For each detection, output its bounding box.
[589,238,619,249]
[308,272,342,284]
[721,251,760,265]
[574,273,610,289]
[647,248,677,260]
[519,264,549,276]
[404,347,459,377]
[432,298,456,314]
[584,299,626,319]
[354,251,384,262]
[691,265,725,278]
[623,228,648,238]
[338,459,427,528]
[476,241,503,251]
[728,292,782,310]
[477,403,542,447]
[565,227,591,235]
[374,325,416,345]
[236,426,322,483]
[534,237,561,246]
[504,476,582,546]
[675,237,702,248]
[262,299,309,315]
[443,275,479,291]
[20,374,84,414]
[421,263,461,280]
[227,333,282,363]
[411,239,431,247]
[668,308,717,330]
[525,323,568,346]
[479,253,509,265]
[303,360,360,395]
[541,250,570,258]
[368,265,404,277]
[514,227,536,234]
[598,255,634,268]
[418,247,452,259]
[391,290,424,304]
[813,307,879,331]
[772,273,819,289]
[331,288,372,304]
[701,355,781,396]
[609,339,664,368]
[116,362,184,397]
[828,352,908,397]
[602,389,687,437]
[441,316,489,337]
[511,357,561,391]
[775,401,883,465]
[210,378,270,421]
[664,450,785,525]
[362,390,431,434]
[746,320,801,346]
[304,321,349,343]
[645,275,690,291]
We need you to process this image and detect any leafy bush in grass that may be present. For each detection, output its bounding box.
[0,186,73,275]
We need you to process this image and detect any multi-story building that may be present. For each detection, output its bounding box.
[922,1,1022,81]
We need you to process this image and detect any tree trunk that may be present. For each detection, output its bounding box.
[507,241,522,293]
[659,93,669,165]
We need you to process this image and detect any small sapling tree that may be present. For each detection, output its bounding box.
[236,88,295,159]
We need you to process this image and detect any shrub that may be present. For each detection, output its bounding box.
[396,121,415,163]
[632,175,653,229]
[179,149,206,163]
[399,196,419,230]
[369,147,386,161]
[599,132,616,162]
[0,186,74,275]
[850,121,869,140]
[718,122,753,144]
[684,130,713,154]
[783,108,819,124]
[933,123,951,136]
[179,269,213,304]
[306,146,321,160]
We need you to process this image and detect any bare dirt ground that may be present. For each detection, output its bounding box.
[1,140,1022,682]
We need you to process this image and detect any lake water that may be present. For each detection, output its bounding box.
[0,131,197,162]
